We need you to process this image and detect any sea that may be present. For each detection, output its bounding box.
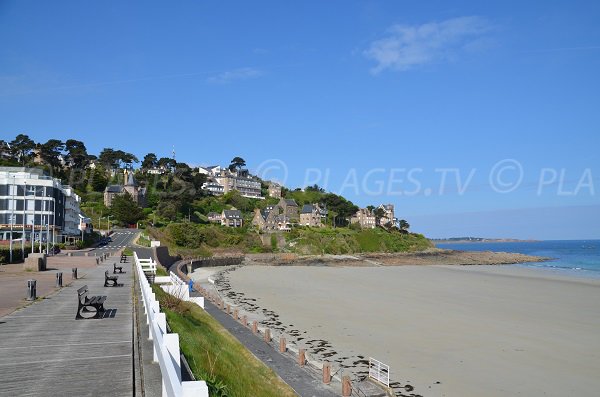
[435,240,600,279]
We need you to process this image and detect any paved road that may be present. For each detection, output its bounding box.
[0,252,135,397]
[67,229,139,257]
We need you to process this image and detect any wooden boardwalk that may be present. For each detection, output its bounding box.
[0,255,134,397]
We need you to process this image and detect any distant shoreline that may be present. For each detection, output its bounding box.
[433,238,540,244]
[242,248,550,267]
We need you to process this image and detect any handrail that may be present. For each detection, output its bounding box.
[134,252,209,396]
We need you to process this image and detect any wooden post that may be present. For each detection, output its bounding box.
[242,315,247,326]
[298,349,306,367]
[342,375,351,397]
[227,304,231,314]
[252,321,258,334]
[233,308,238,320]
[279,337,286,353]
[323,362,331,384]
[264,328,271,342]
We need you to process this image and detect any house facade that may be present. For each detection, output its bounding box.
[221,209,243,227]
[252,207,291,231]
[207,212,222,223]
[278,198,299,221]
[299,204,326,227]
[378,204,395,227]
[104,169,146,207]
[350,208,376,229]
[268,183,282,199]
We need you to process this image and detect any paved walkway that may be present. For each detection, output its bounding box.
[203,299,340,397]
[0,254,135,397]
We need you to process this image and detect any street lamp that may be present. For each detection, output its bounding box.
[106,215,112,231]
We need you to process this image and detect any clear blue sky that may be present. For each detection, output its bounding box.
[1,1,599,239]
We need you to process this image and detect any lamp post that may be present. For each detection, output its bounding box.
[106,215,112,231]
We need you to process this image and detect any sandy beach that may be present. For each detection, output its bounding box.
[220,264,600,397]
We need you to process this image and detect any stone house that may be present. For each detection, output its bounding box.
[299,204,326,227]
[221,209,243,227]
[104,169,146,207]
[268,183,282,199]
[252,207,291,231]
[278,198,299,221]
[350,208,376,229]
[378,204,395,227]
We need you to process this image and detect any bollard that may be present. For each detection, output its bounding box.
[323,362,331,384]
[72,267,78,279]
[252,321,258,334]
[279,337,286,353]
[242,315,247,327]
[56,272,63,288]
[26,279,37,301]
[342,375,352,397]
[227,304,231,315]
[96,258,100,265]
[298,349,306,366]
[264,328,271,343]
[233,308,238,320]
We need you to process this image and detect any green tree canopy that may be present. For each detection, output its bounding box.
[9,134,36,164]
[110,192,145,226]
[142,153,158,169]
[228,156,246,172]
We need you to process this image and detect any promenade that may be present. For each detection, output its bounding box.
[0,254,135,397]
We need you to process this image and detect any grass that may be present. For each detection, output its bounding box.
[152,286,297,397]
[122,247,133,256]
[155,266,168,277]
[137,234,151,247]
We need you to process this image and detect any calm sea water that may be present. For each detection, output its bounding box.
[435,240,600,278]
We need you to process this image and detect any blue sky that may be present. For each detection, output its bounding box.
[1,1,599,239]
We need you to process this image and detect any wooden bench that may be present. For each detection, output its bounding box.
[119,254,127,263]
[76,285,106,319]
[104,270,119,287]
[113,263,124,274]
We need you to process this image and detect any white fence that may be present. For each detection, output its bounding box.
[135,253,209,397]
[368,357,390,387]
[162,272,205,309]
[134,251,157,274]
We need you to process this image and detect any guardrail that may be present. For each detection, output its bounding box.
[164,271,205,309]
[368,357,389,387]
[135,253,209,396]
[134,251,157,274]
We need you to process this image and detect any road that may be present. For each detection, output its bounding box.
[66,229,139,256]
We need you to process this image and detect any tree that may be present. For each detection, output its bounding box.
[157,157,176,170]
[38,139,65,170]
[374,207,386,226]
[141,153,158,170]
[110,193,145,226]
[64,139,89,169]
[91,168,108,191]
[228,156,246,172]
[9,134,35,164]
[398,219,410,233]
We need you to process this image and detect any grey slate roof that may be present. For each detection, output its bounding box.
[284,199,298,206]
[105,185,122,193]
[301,204,314,214]
[223,209,242,219]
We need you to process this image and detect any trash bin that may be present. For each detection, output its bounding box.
[26,279,37,301]
[72,267,78,280]
[56,272,63,288]
[189,279,194,293]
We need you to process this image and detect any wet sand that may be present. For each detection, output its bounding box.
[222,264,600,397]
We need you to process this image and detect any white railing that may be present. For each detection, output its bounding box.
[135,253,209,397]
[368,357,390,387]
[163,272,205,309]
[134,251,157,274]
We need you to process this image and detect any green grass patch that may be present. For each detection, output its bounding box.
[151,286,296,397]
[155,266,168,277]
[122,247,133,256]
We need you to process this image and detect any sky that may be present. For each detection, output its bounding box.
[1,0,599,239]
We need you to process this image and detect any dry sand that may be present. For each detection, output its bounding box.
[222,264,600,397]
